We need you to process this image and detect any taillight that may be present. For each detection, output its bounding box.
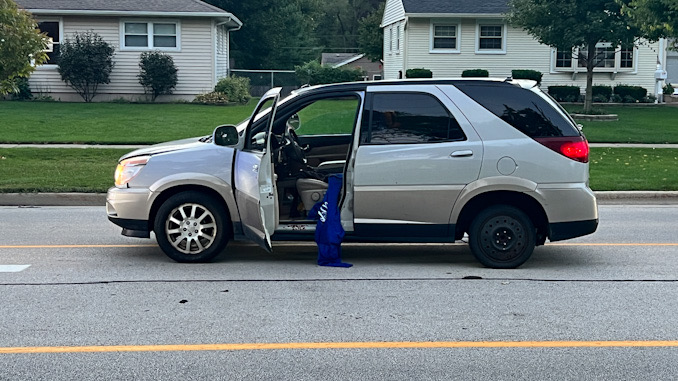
[535,136,589,163]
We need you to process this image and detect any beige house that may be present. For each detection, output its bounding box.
[321,53,383,81]
[381,0,669,96]
[16,0,242,101]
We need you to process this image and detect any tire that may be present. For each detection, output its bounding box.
[154,191,230,263]
[468,205,536,269]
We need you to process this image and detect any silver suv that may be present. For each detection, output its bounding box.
[107,79,598,268]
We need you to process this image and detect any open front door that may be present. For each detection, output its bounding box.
[234,88,282,251]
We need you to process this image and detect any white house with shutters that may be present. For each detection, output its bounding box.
[16,0,242,101]
[381,0,670,95]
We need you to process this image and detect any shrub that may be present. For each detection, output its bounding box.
[406,68,433,78]
[193,92,230,105]
[664,83,674,95]
[11,77,32,100]
[138,51,178,102]
[461,69,489,77]
[511,69,542,84]
[592,85,612,102]
[611,94,623,103]
[214,76,251,104]
[547,85,580,102]
[613,85,647,102]
[57,31,115,102]
[295,60,365,85]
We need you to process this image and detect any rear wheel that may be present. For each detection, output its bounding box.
[468,205,536,269]
[154,191,230,263]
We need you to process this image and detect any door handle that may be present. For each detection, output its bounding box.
[450,150,473,158]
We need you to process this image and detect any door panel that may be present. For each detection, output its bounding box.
[353,86,483,239]
[234,88,281,251]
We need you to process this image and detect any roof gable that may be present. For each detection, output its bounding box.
[401,0,509,15]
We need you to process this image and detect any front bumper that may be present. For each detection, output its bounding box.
[106,186,154,237]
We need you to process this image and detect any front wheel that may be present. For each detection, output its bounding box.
[468,205,536,269]
[154,191,230,263]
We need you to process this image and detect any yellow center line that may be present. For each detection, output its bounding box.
[0,244,157,249]
[2,340,678,354]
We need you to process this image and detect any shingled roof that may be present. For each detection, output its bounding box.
[15,0,226,13]
[401,0,509,15]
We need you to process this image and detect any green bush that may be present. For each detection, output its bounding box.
[613,85,647,102]
[295,60,365,85]
[592,85,612,102]
[138,51,178,102]
[57,31,115,102]
[405,68,433,78]
[193,92,230,105]
[548,85,580,102]
[461,69,489,77]
[214,76,251,104]
[511,69,542,84]
[664,83,674,95]
[11,77,32,100]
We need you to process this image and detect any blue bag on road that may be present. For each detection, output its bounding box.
[308,174,352,267]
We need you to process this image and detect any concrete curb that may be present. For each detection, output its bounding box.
[1,191,678,207]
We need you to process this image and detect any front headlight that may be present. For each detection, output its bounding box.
[114,155,150,187]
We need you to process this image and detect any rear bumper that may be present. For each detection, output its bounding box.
[549,219,598,242]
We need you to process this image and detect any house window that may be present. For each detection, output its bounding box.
[620,48,634,68]
[37,21,61,64]
[478,25,503,50]
[432,24,457,50]
[553,44,636,71]
[122,21,179,50]
[389,27,393,53]
[556,49,572,68]
[396,24,401,53]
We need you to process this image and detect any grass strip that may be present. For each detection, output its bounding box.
[0,147,676,193]
[563,105,678,144]
[0,101,256,145]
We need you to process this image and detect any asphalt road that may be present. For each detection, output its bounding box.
[1,205,677,380]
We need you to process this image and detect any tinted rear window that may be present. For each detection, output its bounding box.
[454,82,579,137]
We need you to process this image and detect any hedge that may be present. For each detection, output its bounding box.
[461,69,489,78]
[547,85,580,102]
[613,85,647,102]
[406,68,433,78]
[592,85,612,102]
[511,69,542,84]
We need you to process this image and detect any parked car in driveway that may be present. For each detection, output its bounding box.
[107,78,598,268]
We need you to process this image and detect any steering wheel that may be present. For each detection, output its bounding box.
[284,124,307,164]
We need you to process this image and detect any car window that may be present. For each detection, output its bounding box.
[454,82,580,137]
[290,96,360,136]
[360,92,466,145]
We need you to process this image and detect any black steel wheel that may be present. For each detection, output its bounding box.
[468,205,536,269]
[154,191,230,263]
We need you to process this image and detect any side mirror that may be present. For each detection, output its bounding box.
[213,125,239,146]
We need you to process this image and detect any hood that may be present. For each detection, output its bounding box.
[119,136,208,161]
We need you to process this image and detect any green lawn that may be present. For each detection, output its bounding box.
[2,101,677,144]
[0,101,257,144]
[563,105,678,144]
[0,147,675,193]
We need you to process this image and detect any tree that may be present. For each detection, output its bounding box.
[57,31,114,102]
[357,1,385,61]
[138,51,178,101]
[205,0,322,69]
[316,0,383,52]
[623,0,678,43]
[0,0,48,94]
[507,0,640,113]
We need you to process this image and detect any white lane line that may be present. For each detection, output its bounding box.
[0,265,31,272]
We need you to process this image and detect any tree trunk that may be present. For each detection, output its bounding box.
[584,44,596,114]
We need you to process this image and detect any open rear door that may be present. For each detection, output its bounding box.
[233,88,282,251]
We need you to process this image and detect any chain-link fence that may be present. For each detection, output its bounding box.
[230,69,298,97]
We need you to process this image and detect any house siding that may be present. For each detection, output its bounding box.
[215,24,230,80]
[387,17,661,95]
[382,0,406,27]
[383,21,405,79]
[30,16,216,101]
